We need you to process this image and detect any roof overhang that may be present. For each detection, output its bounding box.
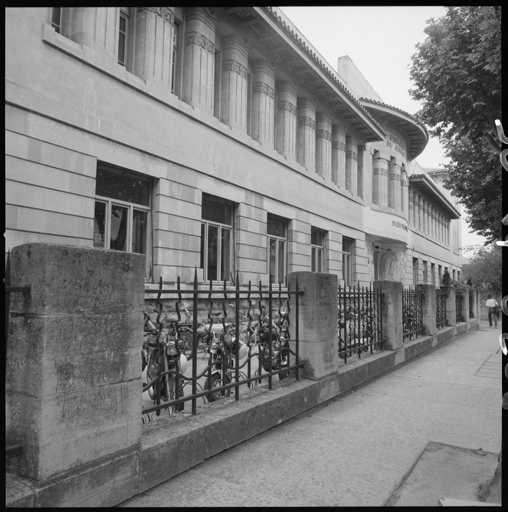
[360,98,429,161]
[221,7,385,144]
[409,174,461,219]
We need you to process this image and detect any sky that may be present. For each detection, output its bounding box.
[279,6,487,251]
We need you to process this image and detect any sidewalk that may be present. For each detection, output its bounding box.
[118,323,502,507]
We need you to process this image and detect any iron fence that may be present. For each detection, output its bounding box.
[456,292,465,323]
[403,286,424,341]
[141,271,304,420]
[436,288,448,329]
[337,284,384,363]
[469,290,474,318]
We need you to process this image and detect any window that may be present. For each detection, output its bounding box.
[200,194,234,282]
[171,23,178,94]
[431,263,436,287]
[311,228,325,273]
[94,163,152,279]
[413,257,419,285]
[267,214,287,285]
[51,7,61,33]
[422,260,428,284]
[118,8,129,66]
[438,265,442,286]
[342,236,355,287]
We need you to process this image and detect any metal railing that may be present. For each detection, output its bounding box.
[436,288,448,329]
[337,284,384,363]
[456,292,465,323]
[403,286,424,341]
[469,290,474,318]
[142,271,304,420]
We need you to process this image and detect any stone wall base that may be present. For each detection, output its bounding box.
[6,317,479,507]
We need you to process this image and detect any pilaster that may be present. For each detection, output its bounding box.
[296,97,316,171]
[251,60,275,147]
[315,112,332,180]
[331,123,346,187]
[275,80,297,159]
[220,35,248,130]
[345,134,358,195]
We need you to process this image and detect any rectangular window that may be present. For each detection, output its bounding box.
[342,236,355,287]
[422,260,428,284]
[413,257,419,286]
[267,214,287,285]
[311,227,324,273]
[171,25,178,94]
[431,263,436,287]
[118,8,129,66]
[51,7,61,33]
[201,194,234,282]
[94,162,152,279]
[438,265,442,286]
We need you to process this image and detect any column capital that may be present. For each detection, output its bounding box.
[138,7,175,24]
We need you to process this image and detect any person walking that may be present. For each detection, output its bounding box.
[485,294,499,328]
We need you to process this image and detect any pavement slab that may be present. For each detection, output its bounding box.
[118,325,503,507]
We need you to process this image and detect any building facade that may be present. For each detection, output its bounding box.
[5,7,463,287]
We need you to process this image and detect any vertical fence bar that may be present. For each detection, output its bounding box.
[192,269,198,415]
[295,276,300,380]
[235,272,240,401]
[268,280,273,391]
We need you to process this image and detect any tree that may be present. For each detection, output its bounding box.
[461,244,502,291]
[409,6,502,244]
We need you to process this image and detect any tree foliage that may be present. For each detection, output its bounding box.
[461,244,502,291]
[409,6,502,243]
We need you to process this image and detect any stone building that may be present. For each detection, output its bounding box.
[5,7,463,287]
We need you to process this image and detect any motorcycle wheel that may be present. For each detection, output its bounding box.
[146,355,159,401]
[167,376,185,413]
[179,329,193,355]
[204,373,231,402]
[278,348,290,380]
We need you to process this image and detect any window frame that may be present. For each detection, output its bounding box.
[118,7,129,66]
[267,214,288,286]
[342,236,355,287]
[311,227,325,273]
[93,163,152,281]
[50,7,61,33]
[200,194,235,283]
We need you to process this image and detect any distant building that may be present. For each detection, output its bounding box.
[5,7,463,287]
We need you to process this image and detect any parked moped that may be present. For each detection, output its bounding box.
[203,329,249,402]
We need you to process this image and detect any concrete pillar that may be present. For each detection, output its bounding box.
[409,189,414,224]
[251,60,275,147]
[182,7,216,114]
[345,134,358,195]
[6,243,144,500]
[133,7,176,87]
[296,98,316,171]
[220,34,248,130]
[287,271,338,380]
[331,124,346,187]
[373,154,388,206]
[458,287,468,323]
[374,281,403,350]
[357,145,364,198]
[443,285,457,326]
[417,284,436,336]
[315,112,332,179]
[275,80,297,159]
[388,158,401,211]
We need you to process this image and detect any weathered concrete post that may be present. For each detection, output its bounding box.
[374,281,403,350]
[287,271,338,380]
[443,285,457,327]
[417,284,436,336]
[459,286,469,324]
[6,243,145,507]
